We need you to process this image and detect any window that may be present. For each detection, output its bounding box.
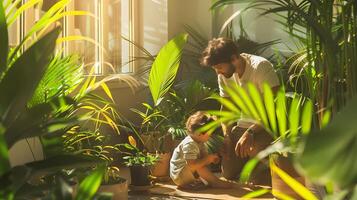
[7,0,138,75]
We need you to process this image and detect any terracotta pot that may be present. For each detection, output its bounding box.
[150,152,171,178]
[271,155,305,200]
[99,178,128,200]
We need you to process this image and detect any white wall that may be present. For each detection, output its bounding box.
[168,0,212,39]
[139,0,168,53]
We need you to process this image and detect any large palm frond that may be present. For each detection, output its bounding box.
[148,33,188,106]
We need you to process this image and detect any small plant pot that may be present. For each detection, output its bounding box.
[129,165,151,186]
[271,155,305,200]
[99,177,128,200]
[150,152,171,179]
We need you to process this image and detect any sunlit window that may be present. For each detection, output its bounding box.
[7,0,137,75]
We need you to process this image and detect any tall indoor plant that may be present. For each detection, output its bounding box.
[203,83,315,199]
[128,33,188,180]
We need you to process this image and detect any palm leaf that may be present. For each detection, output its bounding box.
[263,84,278,136]
[148,33,188,106]
[300,99,313,135]
[0,2,8,74]
[7,0,42,26]
[270,160,318,200]
[0,125,10,177]
[0,27,61,126]
[75,165,105,200]
[247,83,269,128]
[289,95,301,138]
[30,54,83,106]
[276,89,287,137]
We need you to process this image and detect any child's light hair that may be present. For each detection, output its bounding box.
[186,111,216,136]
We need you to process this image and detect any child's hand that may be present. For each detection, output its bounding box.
[208,154,220,164]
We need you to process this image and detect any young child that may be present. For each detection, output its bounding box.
[170,111,233,189]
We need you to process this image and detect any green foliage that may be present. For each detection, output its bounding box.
[202,83,313,185]
[149,33,188,106]
[0,2,8,73]
[118,143,158,167]
[29,54,83,107]
[6,0,93,65]
[123,152,158,167]
[270,159,318,200]
[160,80,216,138]
[208,83,313,141]
[75,165,105,200]
[212,0,357,114]
[295,97,357,190]
[0,29,61,130]
[0,2,119,198]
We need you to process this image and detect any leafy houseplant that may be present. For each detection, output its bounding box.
[203,82,316,199]
[209,0,357,198]
[97,166,128,200]
[118,137,158,188]
[0,1,137,198]
[0,16,101,200]
[128,33,188,180]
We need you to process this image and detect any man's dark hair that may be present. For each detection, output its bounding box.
[186,111,215,135]
[200,37,240,67]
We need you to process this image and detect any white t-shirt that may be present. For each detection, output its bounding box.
[170,136,207,181]
[218,53,280,128]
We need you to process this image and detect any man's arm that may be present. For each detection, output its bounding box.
[186,154,219,171]
[221,97,233,136]
[235,85,280,158]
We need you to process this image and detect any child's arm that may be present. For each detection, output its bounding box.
[186,154,219,171]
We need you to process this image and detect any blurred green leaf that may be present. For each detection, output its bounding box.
[0,27,61,126]
[271,160,318,200]
[263,84,277,136]
[276,90,287,137]
[0,2,8,74]
[241,188,270,199]
[0,124,10,177]
[296,97,357,189]
[301,100,313,135]
[288,96,300,140]
[75,165,105,200]
[248,83,269,128]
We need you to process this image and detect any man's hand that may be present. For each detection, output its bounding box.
[235,131,254,158]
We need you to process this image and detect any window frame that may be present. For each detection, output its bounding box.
[12,0,139,77]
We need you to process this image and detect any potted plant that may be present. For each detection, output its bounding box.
[128,32,188,180]
[206,83,315,199]
[118,136,158,191]
[98,166,128,200]
[131,102,173,179]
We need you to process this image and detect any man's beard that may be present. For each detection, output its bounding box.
[223,64,235,78]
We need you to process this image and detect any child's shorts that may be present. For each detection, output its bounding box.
[172,166,198,186]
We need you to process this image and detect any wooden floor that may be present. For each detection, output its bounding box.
[120,167,274,200]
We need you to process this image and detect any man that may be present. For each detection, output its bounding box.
[200,37,280,184]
